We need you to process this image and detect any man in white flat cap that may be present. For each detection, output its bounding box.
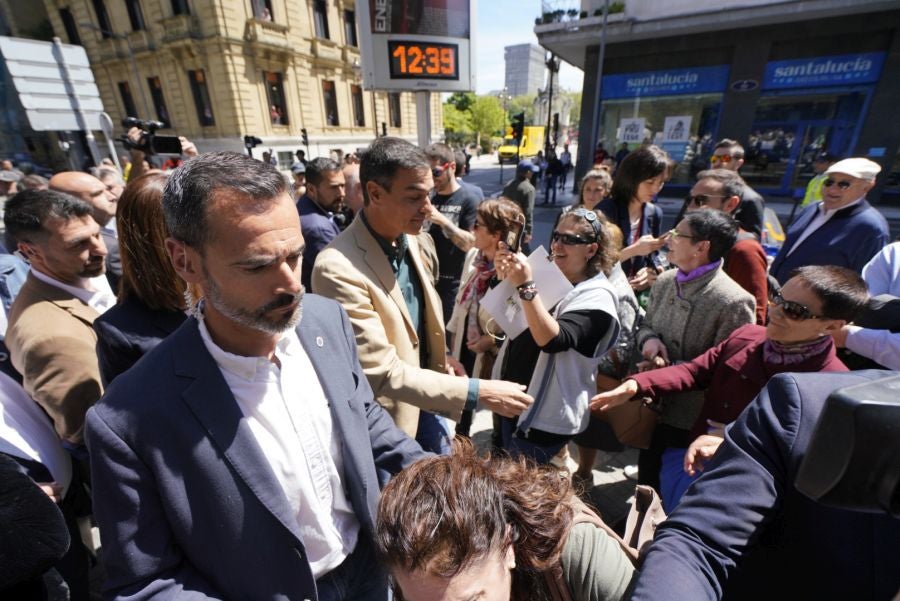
[770,157,889,285]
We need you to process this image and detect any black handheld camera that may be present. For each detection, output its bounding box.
[120,117,182,155]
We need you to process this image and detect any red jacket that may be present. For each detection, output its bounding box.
[630,324,847,441]
[724,235,768,325]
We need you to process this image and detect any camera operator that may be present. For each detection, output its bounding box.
[124,126,197,182]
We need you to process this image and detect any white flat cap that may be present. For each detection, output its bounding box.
[825,157,882,181]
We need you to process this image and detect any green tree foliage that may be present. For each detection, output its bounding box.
[446,92,476,113]
[567,91,582,130]
[507,94,537,125]
[442,103,473,147]
[469,96,506,150]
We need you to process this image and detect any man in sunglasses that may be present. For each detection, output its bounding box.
[687,169,768,325]
[423,143,482,324]
[709,139,765,238]
[770,157,889,286]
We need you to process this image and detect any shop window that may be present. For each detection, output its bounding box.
[91,0,112,37]
[351,85,365,127]
[343,10,357,47]
[118,81,138,119]
[125,0,146,31]
[188,70,215,127]
[277,151,294,170]
[322,80,339,126]
[171,0,190,15]
[252,0,273,21]
[314,0,330,39]
[389,93,402,128]
[59,9,82,45]
[147,76,171,128]
[265,71,289,126]
[599,93,723,185]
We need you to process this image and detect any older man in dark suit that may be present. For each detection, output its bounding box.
[86,152,425,600]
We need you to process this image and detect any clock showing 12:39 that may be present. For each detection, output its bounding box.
[387,40,459,80]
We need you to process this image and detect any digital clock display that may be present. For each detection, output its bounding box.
[387,40,459,80]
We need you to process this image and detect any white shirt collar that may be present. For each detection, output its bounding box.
[195,311,302,381]
[818,196,863,217]
[30,267,116,313]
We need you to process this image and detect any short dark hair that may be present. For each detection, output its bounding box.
[359,137,430,206]
[714,138,745,160]
[163,151,287,249]
[478,198,523,237]
[424,142,455,165]
[696,168,746,202]
[4,189,93,246]
[609,145,669,208]
[787,265,869,321]
[682,208,738,263]
[304,157,342,187]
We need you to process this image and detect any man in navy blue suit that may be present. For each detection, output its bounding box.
[85,152,426,600]
[630,370,900,600]
[770,157,889,285]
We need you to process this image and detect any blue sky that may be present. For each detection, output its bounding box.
[474,0,584,95]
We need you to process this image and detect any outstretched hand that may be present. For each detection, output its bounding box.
[589,379,640,414]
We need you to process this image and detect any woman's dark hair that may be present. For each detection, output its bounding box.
[479,198,523,237]
[557,210,618,277]
[117,173,186,311]
[681,208,738,263]
[375,440,574,600]
[609,145,668,208]
[574,167,613,208]
[787,265,869,322]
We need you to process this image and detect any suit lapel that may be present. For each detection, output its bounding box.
[352,218,416,336]
[173,321,305,544]
[22,273,99,326]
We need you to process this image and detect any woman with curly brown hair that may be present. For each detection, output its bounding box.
[374,442,635,601]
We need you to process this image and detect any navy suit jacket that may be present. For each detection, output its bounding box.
[85,294,426,600]
[93,295,187,386]
[631,370,900,601]
[770,199,889,285]
[297,194,341,293]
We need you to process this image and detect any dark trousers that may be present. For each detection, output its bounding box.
[638,423,691,493]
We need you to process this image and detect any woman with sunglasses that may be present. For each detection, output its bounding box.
[620,209,756,494]
[596,145,669,295]
[591,264,867,510]
[446,199,523,438]
[494,208,620,464]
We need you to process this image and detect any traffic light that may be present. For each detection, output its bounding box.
[511,112,525,140]
[301,128,309,146]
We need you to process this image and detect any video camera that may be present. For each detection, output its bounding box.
[120,117,183,155]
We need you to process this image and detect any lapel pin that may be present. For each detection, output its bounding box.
[316,336,324,347]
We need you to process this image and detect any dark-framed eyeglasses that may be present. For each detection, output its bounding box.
[822,178,853,190]
[686,193,727,207]
[668,228,700,242]
[768,290,824,321]
[551,231,594,246]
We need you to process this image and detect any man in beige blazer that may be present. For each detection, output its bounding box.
[4,189,115,448]
[313,137,531,446]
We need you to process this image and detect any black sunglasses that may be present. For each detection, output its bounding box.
[768,290,824,321]
[822,178,853,190]
[686,193,727,207]
[551,231,594,245]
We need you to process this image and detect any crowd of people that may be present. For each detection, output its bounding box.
[0,127,898,601]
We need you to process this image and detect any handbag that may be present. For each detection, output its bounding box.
[594,371,661,450]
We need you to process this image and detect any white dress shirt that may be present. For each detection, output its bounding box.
[30,268,116,314]
[786,197,863,257]
[196,315,359,578]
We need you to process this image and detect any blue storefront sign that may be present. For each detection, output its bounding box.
[601,65,731,99]
[762,52,885,90]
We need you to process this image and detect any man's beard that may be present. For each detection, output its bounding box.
[203,272,304,334]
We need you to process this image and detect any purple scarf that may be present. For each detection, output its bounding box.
[763,335,834,366]
[675,260,720,299]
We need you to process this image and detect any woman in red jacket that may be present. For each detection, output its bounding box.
[590,264,868,511]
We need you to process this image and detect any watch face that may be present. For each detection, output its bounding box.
[519,288,537,301]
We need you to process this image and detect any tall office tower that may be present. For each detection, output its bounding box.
[504,43,545,96]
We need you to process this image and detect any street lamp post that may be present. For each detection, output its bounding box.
[544,53,560,157]
[79,22,152,119]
